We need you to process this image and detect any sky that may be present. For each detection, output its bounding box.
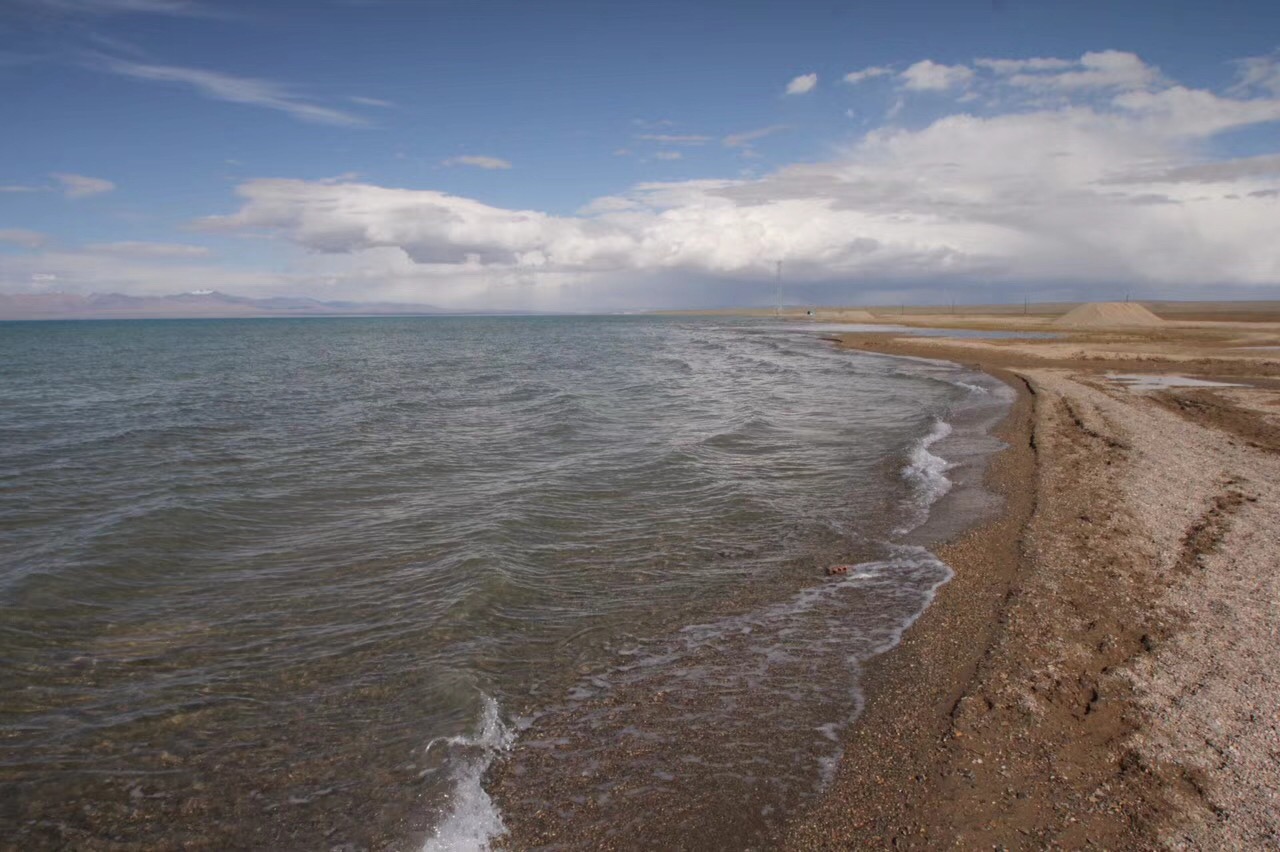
[1,0,1279,310]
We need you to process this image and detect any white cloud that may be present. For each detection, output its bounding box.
[85,241,210,257]
[0,185,42,193]
[52,172,115,198]
[1002,50,1160,92]
[785,73,818,95]
[186,58,1280,307]
[0,229,49,248]
[96,58,367,126]
[16,49,1276,309]
[196,180,620,269]
[722,124,788,148]
[900,60,975,91]
[1233,52,1280,96]
[843,66,893,85]
[348,95,396,108]
[974,57,1073,74]
[1112,85,1280,137]
[1123,154,1280,184]
[441,155,513,170]
[577,196,638,215]
[636,134,711,145]
[654,151,682,161]
[0,248,291,297]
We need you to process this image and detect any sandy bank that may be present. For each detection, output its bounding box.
[787,325,1280,848]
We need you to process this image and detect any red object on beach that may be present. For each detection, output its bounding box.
[826,565,851,576]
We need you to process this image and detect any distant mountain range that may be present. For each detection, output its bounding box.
[0,290,465,320]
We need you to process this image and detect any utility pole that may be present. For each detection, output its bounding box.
[775,260,782,318]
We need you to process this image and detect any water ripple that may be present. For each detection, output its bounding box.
[0,316,1004,850]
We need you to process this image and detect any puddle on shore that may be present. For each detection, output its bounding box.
[1107,373,1245,392]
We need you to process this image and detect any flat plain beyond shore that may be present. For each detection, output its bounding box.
[767,303,1280,848]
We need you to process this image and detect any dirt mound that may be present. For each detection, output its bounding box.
[1052,302,1164,329]
[828,309,880,322]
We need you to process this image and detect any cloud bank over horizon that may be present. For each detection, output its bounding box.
[5,47,1280,310]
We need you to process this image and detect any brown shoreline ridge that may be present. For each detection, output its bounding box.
[784,312,1280,849]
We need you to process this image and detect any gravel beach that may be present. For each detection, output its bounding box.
[786,321,1280,849]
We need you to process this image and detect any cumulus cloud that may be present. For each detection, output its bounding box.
[1112,85,1280,136]
[577,196,639,215]
[442,155,513,170]
[196,180,624,268]
[17,48,1273,309]
[52,172,115,197]
[900,60,975,91]
[0,229,49,248]
[998,50,1161,91]
[95,57,367,126]
[187,52,1280,308]
[843,66,893,85]
[974,57,1073,74]
[785,73,818,95]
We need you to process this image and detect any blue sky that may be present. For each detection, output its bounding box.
[2,0,1279,309]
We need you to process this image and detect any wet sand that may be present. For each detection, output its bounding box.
[786,320,1280,849]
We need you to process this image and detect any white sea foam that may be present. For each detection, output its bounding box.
[421,694,514,852]
[895,418,954,535]
[487,543,956,844]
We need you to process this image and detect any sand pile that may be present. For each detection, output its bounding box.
[829,309,880,322]
[1052,302,1164,329]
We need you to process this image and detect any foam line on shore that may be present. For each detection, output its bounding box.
[896,417,955,535]
[421,694,514,852]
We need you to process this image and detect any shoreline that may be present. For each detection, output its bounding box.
[785,353,1045,848]
[786,329,1280,848]
[481,337,1015,852]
